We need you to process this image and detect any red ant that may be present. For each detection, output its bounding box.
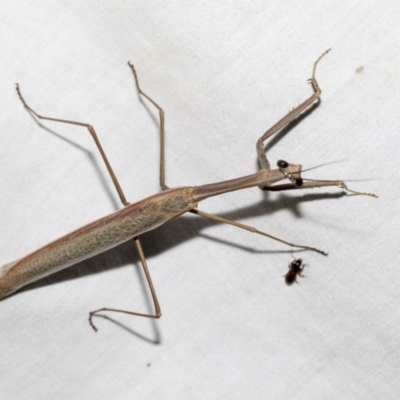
[285,258,307,285]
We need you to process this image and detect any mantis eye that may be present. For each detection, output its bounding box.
[277,160,288,168]
[295,178,303,187]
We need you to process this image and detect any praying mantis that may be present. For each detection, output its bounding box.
[0,50,377,330]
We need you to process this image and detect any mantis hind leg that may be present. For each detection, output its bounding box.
[89,237,161,332]
[16,83,129,206]
[16,79,163,332]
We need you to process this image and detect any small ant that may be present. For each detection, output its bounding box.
[285,258,307,285]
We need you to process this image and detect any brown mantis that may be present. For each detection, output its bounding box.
[0,50,376,331]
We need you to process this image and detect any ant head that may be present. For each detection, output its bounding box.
[277,160,303,187]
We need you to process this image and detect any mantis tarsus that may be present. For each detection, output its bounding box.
[0,50,377,331]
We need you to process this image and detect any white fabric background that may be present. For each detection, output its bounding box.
[0,1,398,399]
